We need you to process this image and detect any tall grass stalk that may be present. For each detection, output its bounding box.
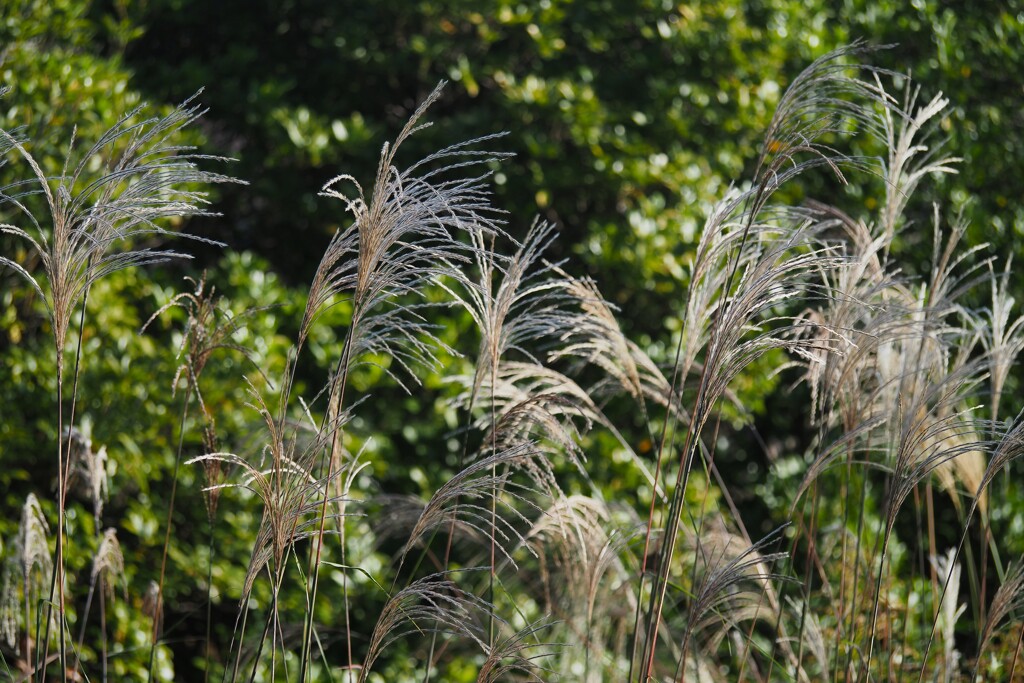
[0,93,237,680]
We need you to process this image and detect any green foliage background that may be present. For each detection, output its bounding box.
[1,0,1022,679]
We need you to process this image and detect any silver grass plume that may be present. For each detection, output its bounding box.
[0,94,241,675]
[915,415,1024,680]
[854,218,997,673]
[977,415,1024,498]
[766,67,964,441]
[371,492,488,559]
[870,218,993,524]
[0,92,241,372]
[298,80,511,388]
[456,362,598,472]
[785,596,829,676]
[392,443,549,570]
[877,80,960,243]
[694,215,848,429]
[975,560,1024,677]
[188,382,360,603]
[72,527,125,680]
[293,81,511,682]
[883,359,992,536]
[0,494,53,653]
[748,42,896,218]
[673,527,790,680]
[647,208,848,614]
[975,257,1024,434]
[441,219,574,405]
[929,549,965,682]
[453,359,662,503]
[795,225,990,510]
[521,496,643,682]
[143,273,267,511]
[639,44,897,678]
[445,219,658,486]
[548,274,649,404]
[670,179,859,456]
[548,272,695,434]
[804,295,988,516]
[358,572,494,682]
[143,273,267,400]
[792,202,898,429]
[91,529,124,603]
[64,425,109,523]
[476,619,556,683]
